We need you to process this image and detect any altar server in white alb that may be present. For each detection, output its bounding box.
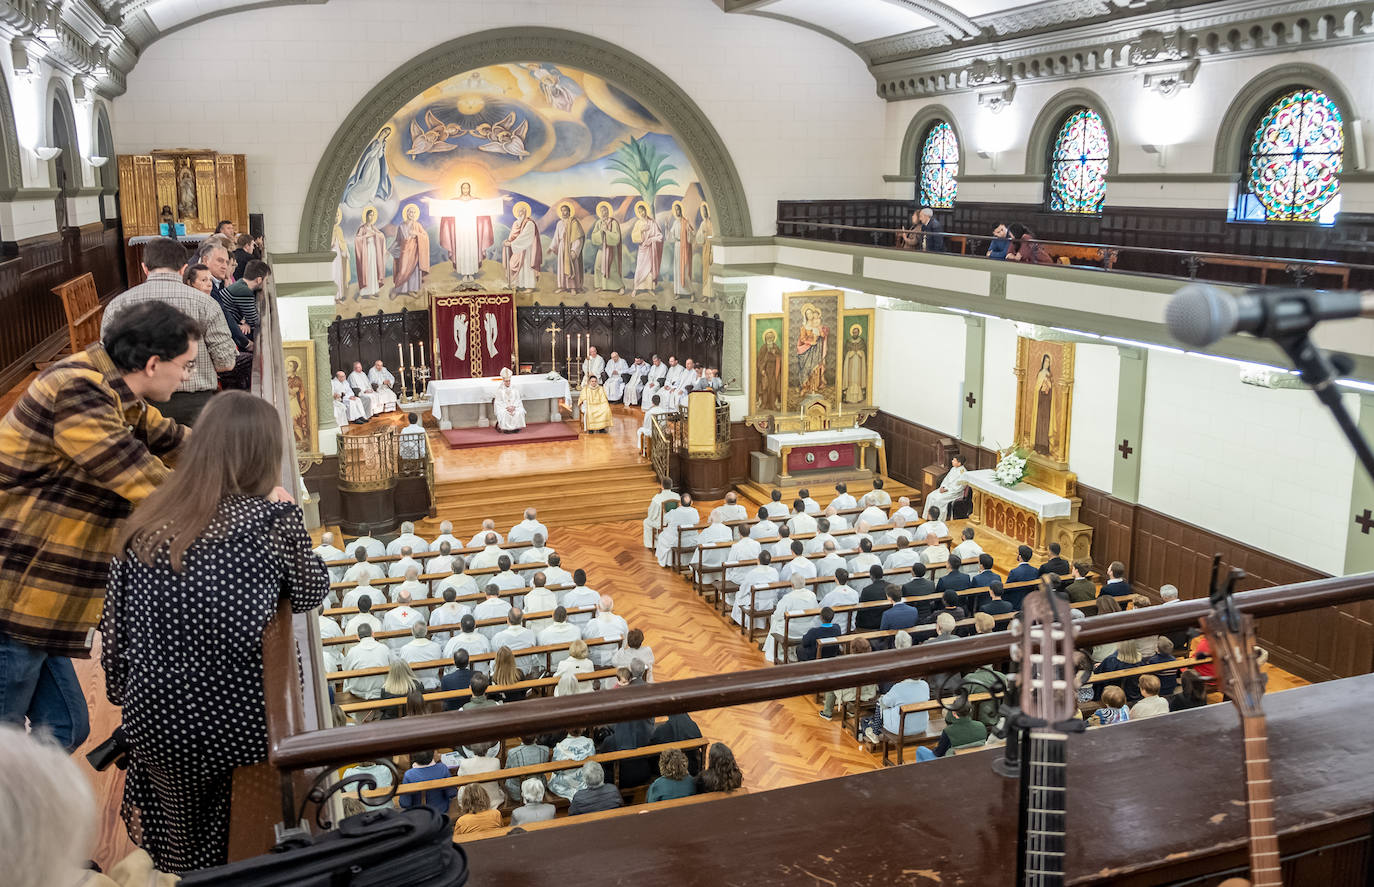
[922,453,969,520]
[638,394,673,447]
[508,508,550,545]
[493,367,526,432]
[625,357,649,406]
[582,345,606,385]
[603,351,630,402]
[643,478,678,548]
[655,492,700,567]
[332,370,368,425]
[348,361,376,414]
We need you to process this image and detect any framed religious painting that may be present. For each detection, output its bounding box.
[781,290,842,413]
[282,340,320,456]
[1013,336,1075,468]
[749,313,784,415]
[839,308,874,408]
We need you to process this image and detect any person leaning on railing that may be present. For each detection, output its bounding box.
[1006,223,1053,264]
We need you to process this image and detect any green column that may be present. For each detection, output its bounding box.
[1344,393,1374,575]
[718,279,747,396]
[961,315,985,447]
[1111,345,1147,502]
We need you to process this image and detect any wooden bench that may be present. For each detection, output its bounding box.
[461,790,733,842]
[323,605,597,647]
[339,666,617,715]
[329,636,623,685]
[324,582,575,619]
[1189,254,1350,288]
[326,538,536,568]
[329,560,553,594]
[53,272,103,355]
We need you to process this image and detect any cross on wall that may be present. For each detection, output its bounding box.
[1356,509,1374,535]
[1118,439,1134,460]
[966,392,977,408]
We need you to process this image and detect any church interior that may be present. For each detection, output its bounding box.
[1,0,1373,884]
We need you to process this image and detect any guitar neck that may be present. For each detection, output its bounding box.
[1021,730,1068,887]
[1241,714,1282,887]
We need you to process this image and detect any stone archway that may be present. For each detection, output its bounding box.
[297,27,752,254]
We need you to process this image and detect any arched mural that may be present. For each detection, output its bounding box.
[333,62,713,313]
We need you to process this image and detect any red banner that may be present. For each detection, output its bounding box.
[786,443,856,473]
[432,292,517,380]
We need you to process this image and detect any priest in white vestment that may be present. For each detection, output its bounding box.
[922,455,969,521]
[779,544,818,584]
[724,535,761,587]
[830,483,857,512]
[789,505,818,535]
[861,480,892,509]
[542,555,574,591]
[319,617,345,672]
[655,493,701,568]
[493,368,526,432]
[799,490,822,514]
[640,357,668,406]
[435,568,478,602]
[348,362,376,415]
[892,497,921,525]
[763,575,820,663]
[469,534,504,569]
[332,372,367,424]
[763,491,789,520]
[398,624,444,688]
[370,382,398,414]
[732,553,779,625]
[858,503,888,528]
[693,514,733,571]
[625,357,649,406]
[638,395,673,446]
[583,597,629,667]
[522,578,560,631]
[388,522,430,556]
[508,509,549,545]
[388,552,421,578]
[813,543,847,587]
[468,520,504,549]
[750,509,779,541]
[368,360,395,390]
[709,493,749,528]
[581,346,606,386]
[313,533,347,583]
[430,521,462,552]
[442,619,492,670]
[519,535,555,564]
[428,590,472,645]
[643,480,679,548]
[603,352,629,402]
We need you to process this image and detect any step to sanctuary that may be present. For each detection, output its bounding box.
[429,462,662,533]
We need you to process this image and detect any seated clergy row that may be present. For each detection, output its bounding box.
[582,348,723,410]
[313,511,551,568]
[331,359,401,424]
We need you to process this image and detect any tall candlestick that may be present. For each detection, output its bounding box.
[419,342,425,367]
[409,342,416,369]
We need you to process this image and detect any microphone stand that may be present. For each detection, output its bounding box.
[1274,331,1374,483]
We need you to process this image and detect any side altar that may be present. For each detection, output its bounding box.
[965,336,1093,562]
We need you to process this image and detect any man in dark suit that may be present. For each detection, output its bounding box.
[1002,545,1040,609]
[967,552,998,612]
[1100,561,1133,599]
[980,580,1016,616]
[901,562,938,621]
[798,607,843,661]
[855,565,889,630]
[1061,561,1097,603]
[440,649,475,711]
[878,586,920,645]
[1038,542,1070,581]
[917,207,945,252]
[935,554,973,599]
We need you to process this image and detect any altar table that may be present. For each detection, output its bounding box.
[963,468,1091,560]
[764,428,887,480]
[428,376,572,429]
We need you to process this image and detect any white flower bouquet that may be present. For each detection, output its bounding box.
[994,447,1030,487]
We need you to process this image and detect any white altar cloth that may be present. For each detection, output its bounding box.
[763,427,883,455]
[429,375,570,410]
[964,469,1071,519]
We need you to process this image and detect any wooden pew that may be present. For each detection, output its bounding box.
[458,791,732,842]
[328,636,622,685]
[323,605,597,647]
[323,582,575,620]
[338,666,617,715]
[329,560,553,594]
[326,537,536,568]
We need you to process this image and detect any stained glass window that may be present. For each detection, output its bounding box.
[1047,108,1109,214]
[1243,88,1343,223]
[919,121,958,209]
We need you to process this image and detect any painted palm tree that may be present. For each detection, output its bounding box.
[606,136,678,212]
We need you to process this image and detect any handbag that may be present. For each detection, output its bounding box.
[178,806,468,886]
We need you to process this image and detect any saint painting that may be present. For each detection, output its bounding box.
[842,323,867,404]
[591,202,625,294]
[354,206,386,298]
[669,201,694,298]
[551,202,585,293]
[795,303,829,396]
[696,203,714,288]
[630,202,663,296]
[755,327,782,412]
[343,126,393,209]
[433,181,502,280]
[391,204,429,295]
[503,201,542,292]
[176,161,197,219]
[330,208,351,299]
[286,357,310,451]
[1032,353,1054,456]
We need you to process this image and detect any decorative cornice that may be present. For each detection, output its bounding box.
[297,27,753,254]
[0,0,130,96]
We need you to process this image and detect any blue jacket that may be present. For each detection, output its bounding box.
[398,761,455,814]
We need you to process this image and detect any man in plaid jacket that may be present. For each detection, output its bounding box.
[0,302,196,750]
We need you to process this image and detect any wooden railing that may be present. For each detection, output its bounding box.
[775,203,1374,290]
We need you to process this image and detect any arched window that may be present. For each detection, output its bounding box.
[1238,88,1343,223]
[1047,107,1109,214]
[919,121,958,209]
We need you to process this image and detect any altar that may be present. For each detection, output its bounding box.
[429,375,572,430]
[765,428,887,481]
[963,469,1093,562]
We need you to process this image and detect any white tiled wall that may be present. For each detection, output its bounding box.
[874,306,965,435]
[111,0,888,251]
[1138,349,1359,575]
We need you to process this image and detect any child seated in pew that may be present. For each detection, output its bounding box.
[1090,686,1131,726]
[933,700,987,756]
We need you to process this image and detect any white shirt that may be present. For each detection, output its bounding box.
[428,602,471,644]
[490,625,539,671]
[468,530,505,548]
[537,621,583,667]
[953,540,984,562]
[831,493,857,511]
[804,532,836,555]
[922,520,949,541]
[762,501,789,519]
[819,585,860,610]
[520,546,555,564]
[523,586,559,628]
[388,556,421,578]
[543,566,574,589]
[771,588,820,640]
[801,497,821,514]
[387,533,430,556]
[734,565,779,617]
[694,523,733,566]
[342,637,392,699]
[885,549,923,572]
[812,553,847,581]
[490,569,525,593]
[472,597,510,638]
[789,512,818,535]
[561,586,600,623]
[583,613,628,666]
[508,518,550,545]
[780,556,817,583]
[399,638,444,688]
[442,631,492,670]
[749,519,779,541]
[469,545,504,570]
[725,537,762,584]
[848,553,881,575]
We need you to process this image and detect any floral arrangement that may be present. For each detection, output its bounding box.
[994,447,1030,487]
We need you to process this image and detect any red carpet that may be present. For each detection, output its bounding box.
[440,422,580,450]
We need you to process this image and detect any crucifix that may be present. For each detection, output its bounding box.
[545,322,562,374]
[1118,439,1134,460]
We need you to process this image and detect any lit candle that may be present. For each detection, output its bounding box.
[409,342,416,368]
[419,342,425,367]
[398,343,404,369]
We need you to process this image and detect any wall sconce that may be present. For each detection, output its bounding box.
[976,149,998,172]
[11,36,43,85]
[1141,144,1166,169]
[31,145,62,161]
[87,154,109,167]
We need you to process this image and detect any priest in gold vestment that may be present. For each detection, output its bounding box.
[580,376,612,434]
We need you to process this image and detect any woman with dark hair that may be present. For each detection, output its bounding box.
[101,391,330,872]
[1169,669,1210,712]
[696,742,744,794]
[182,263,212,295]
[1006,223,1053,264]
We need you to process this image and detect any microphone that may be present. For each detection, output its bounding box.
[1165,282,1374,347]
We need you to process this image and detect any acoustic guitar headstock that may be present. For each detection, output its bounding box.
[1200,555,1267,719]
[1011,578,1079,725]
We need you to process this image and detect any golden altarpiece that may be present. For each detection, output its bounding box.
[116,149,248,237]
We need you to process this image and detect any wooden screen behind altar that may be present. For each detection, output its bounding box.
[1013,337,1075,467]
[432,292,517,379]
[782,290,842,413]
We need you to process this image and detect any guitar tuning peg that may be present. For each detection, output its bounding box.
[1008,618,1021,636]
[1009,642,1021,663]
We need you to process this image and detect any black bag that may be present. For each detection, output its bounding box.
[178,807,468,886]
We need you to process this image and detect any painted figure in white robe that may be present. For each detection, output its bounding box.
[354,206,386,298]
[669,201,694,298]
[655,494,700,568]
[432,182,503,280]
[330,208,350,299]
[331,371,366,424]
[625,357,649,406]
[922,454,969,520]
[550,203,585,293]
[630,202,663,296]
[494,368,526,432]
[503,202,541,292]
[603,352,629,402]
[343,126,392,209]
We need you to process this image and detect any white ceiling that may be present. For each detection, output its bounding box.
[141,0,266,32]
[766,0,937,44]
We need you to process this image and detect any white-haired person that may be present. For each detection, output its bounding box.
[511,777,556,825]
[493,367,526,432]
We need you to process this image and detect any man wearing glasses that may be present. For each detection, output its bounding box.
[101,236,237,425]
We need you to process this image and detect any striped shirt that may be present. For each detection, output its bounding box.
[0,345,185,655]
[100,271,237,394]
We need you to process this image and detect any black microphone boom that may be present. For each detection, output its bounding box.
[1165,282,1374,348]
